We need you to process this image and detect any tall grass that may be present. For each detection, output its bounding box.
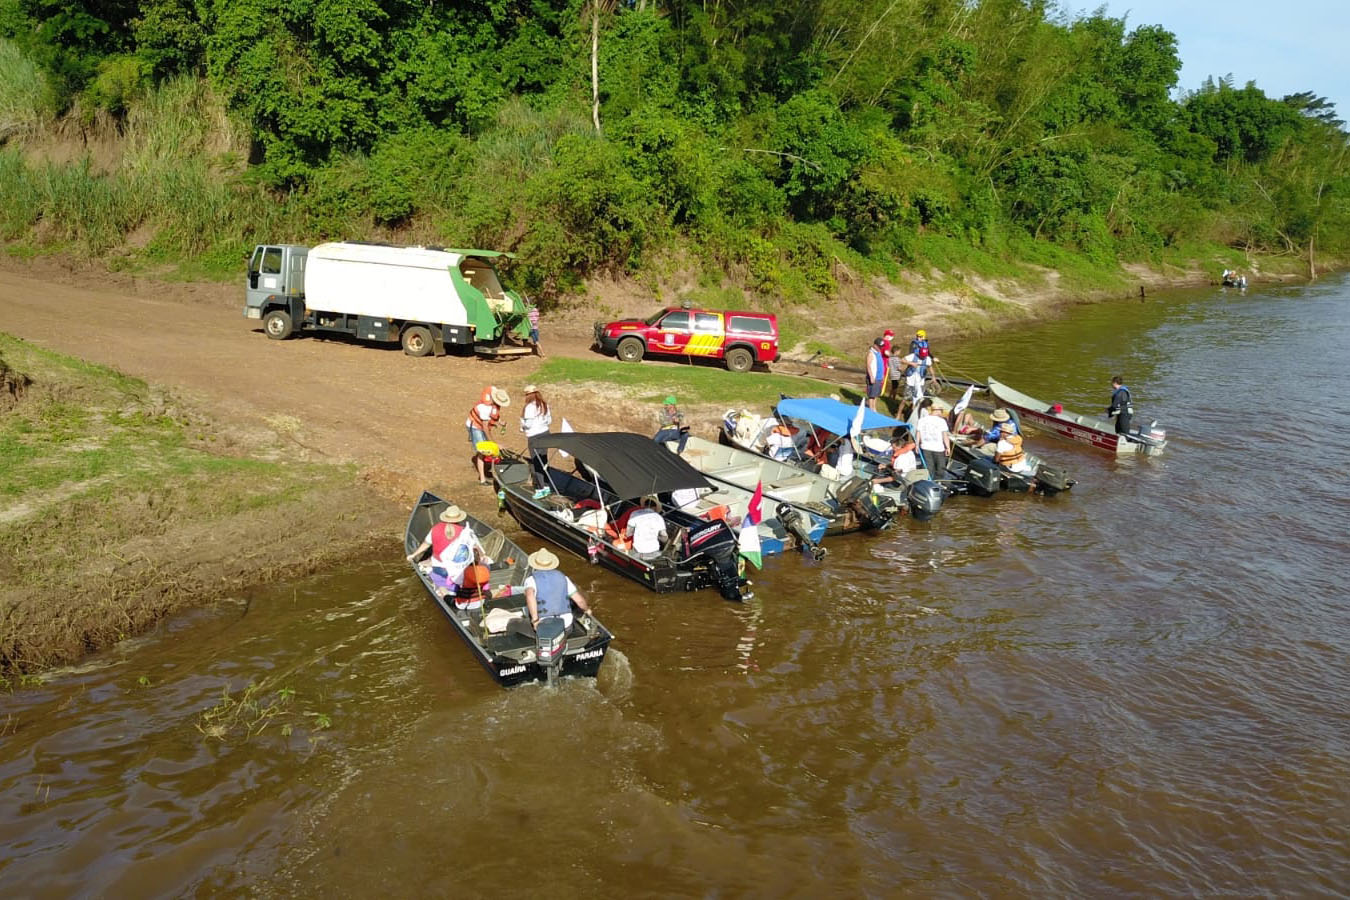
[0,38,46,141]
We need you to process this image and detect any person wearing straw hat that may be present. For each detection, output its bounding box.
[977,408,1018,451]
[407,504,488,597]
[466,386,510,484]
[519,384,553,482]
[506,548,591,637]
[653,395,690,454]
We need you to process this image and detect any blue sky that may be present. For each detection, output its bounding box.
[1076,1,1349,119]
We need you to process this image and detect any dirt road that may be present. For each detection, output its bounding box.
[0,266,577,514]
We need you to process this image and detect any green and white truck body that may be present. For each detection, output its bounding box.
[244,242,532,356]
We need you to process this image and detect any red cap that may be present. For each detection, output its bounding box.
[883,329,894,336]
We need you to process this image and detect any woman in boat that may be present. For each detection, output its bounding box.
[467,386,510,484]
[765,421,799,461]
[949,406,981,437]
[519,384,552,482]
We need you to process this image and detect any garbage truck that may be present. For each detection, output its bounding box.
[243,242,534,357]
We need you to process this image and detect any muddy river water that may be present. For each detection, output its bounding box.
[3,276,1348,895]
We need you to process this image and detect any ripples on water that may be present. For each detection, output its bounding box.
[2,277,1348,894]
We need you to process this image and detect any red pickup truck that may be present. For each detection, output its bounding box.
[593,307,780,373]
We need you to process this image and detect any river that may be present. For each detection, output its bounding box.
[2,275,1347,895]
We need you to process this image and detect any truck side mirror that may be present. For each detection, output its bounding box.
[248,271,259,289]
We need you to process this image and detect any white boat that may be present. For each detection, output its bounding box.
[987,378,1166,456]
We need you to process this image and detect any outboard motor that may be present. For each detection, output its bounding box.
[535,616,568,685]
[963,455,1002,496]
[777,502,827,561]
[714,549,751,602]
[904,479,945,521]
[1032,462,1074,494]
[835,477,893,530]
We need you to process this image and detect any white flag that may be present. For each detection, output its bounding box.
[849,396,866,440]
[557,418,575,458]
[952,384,975,417]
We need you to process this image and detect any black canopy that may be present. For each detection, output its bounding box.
[528,432,712,500]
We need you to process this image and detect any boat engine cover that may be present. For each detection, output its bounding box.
[535,616,567,666]
[905,479,945,521]
[964,456,1002,496]
[1034,463,1072,492]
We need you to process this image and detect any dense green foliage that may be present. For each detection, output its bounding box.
[1,0,1347,296]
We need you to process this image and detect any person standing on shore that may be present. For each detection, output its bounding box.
[1107,376,1133,435]
[467,386,509,484]
[865,338,888,411]
[520,384,552,482]
[526,302,543,356]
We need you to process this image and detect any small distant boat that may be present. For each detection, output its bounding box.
[405,491,614,687]
[987,377,1166,456]
[679,434,894,536]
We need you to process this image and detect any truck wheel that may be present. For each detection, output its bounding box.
[263,310,293,340]
[617,338,645,363]
[402,325,433,357]
[725,347,754,373]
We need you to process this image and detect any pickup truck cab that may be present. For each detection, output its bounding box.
[593,307,779,373]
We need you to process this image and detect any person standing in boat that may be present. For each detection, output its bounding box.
[1107,376,1133,435]
[864,338,888,411]
[519,384,552,483]
[915,398,952,479]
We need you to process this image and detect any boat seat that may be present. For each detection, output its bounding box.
[766,474,812,491]
[709,464,763,483]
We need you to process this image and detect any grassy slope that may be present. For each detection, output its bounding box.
[0,334,397,676]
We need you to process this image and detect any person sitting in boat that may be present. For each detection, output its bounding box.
[978,408,1019,449]
[407,505,489,599]
[624,495,669,560]
[1106,376,1133,435]
[765,421,799,461]
[804,427,832,468]
[1045,403,1065,417]
[654,395,690,454]
[949,407,981,436]
[993,427,1034,475]
[872,433,919,487]
[505,548,592,638]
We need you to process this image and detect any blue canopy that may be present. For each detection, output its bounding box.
[775,397,909,435]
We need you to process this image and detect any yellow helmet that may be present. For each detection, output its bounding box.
[916,329,927,339]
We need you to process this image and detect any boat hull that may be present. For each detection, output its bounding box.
[986,377,1165,456]
[405,491,613,687]
[494,457,747,601]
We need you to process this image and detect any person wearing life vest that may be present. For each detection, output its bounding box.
[507,547,591,637]
[909,329,929,357]
[406,504,490,601]
[1107,376,1134,434]
[466,386,510,484]
[864,338,888,410]
[872,431,919,487]
[993,428,1034,475]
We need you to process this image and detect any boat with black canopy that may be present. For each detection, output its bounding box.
[494,432,751,602]
[405,491,614,687]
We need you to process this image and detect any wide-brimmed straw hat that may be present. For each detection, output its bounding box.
[528,548,560,570]
[439,505,467,523]
[524,384,539,394]
[490,386,510,406]
[990,408,1011,422]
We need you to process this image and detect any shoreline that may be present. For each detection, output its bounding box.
[0,249,1336,676]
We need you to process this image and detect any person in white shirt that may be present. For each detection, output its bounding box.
[914,398,952,479]
[519,384,552,482]
[765,422,797,461]
[872,432,919,488]
[624,496,669,559]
